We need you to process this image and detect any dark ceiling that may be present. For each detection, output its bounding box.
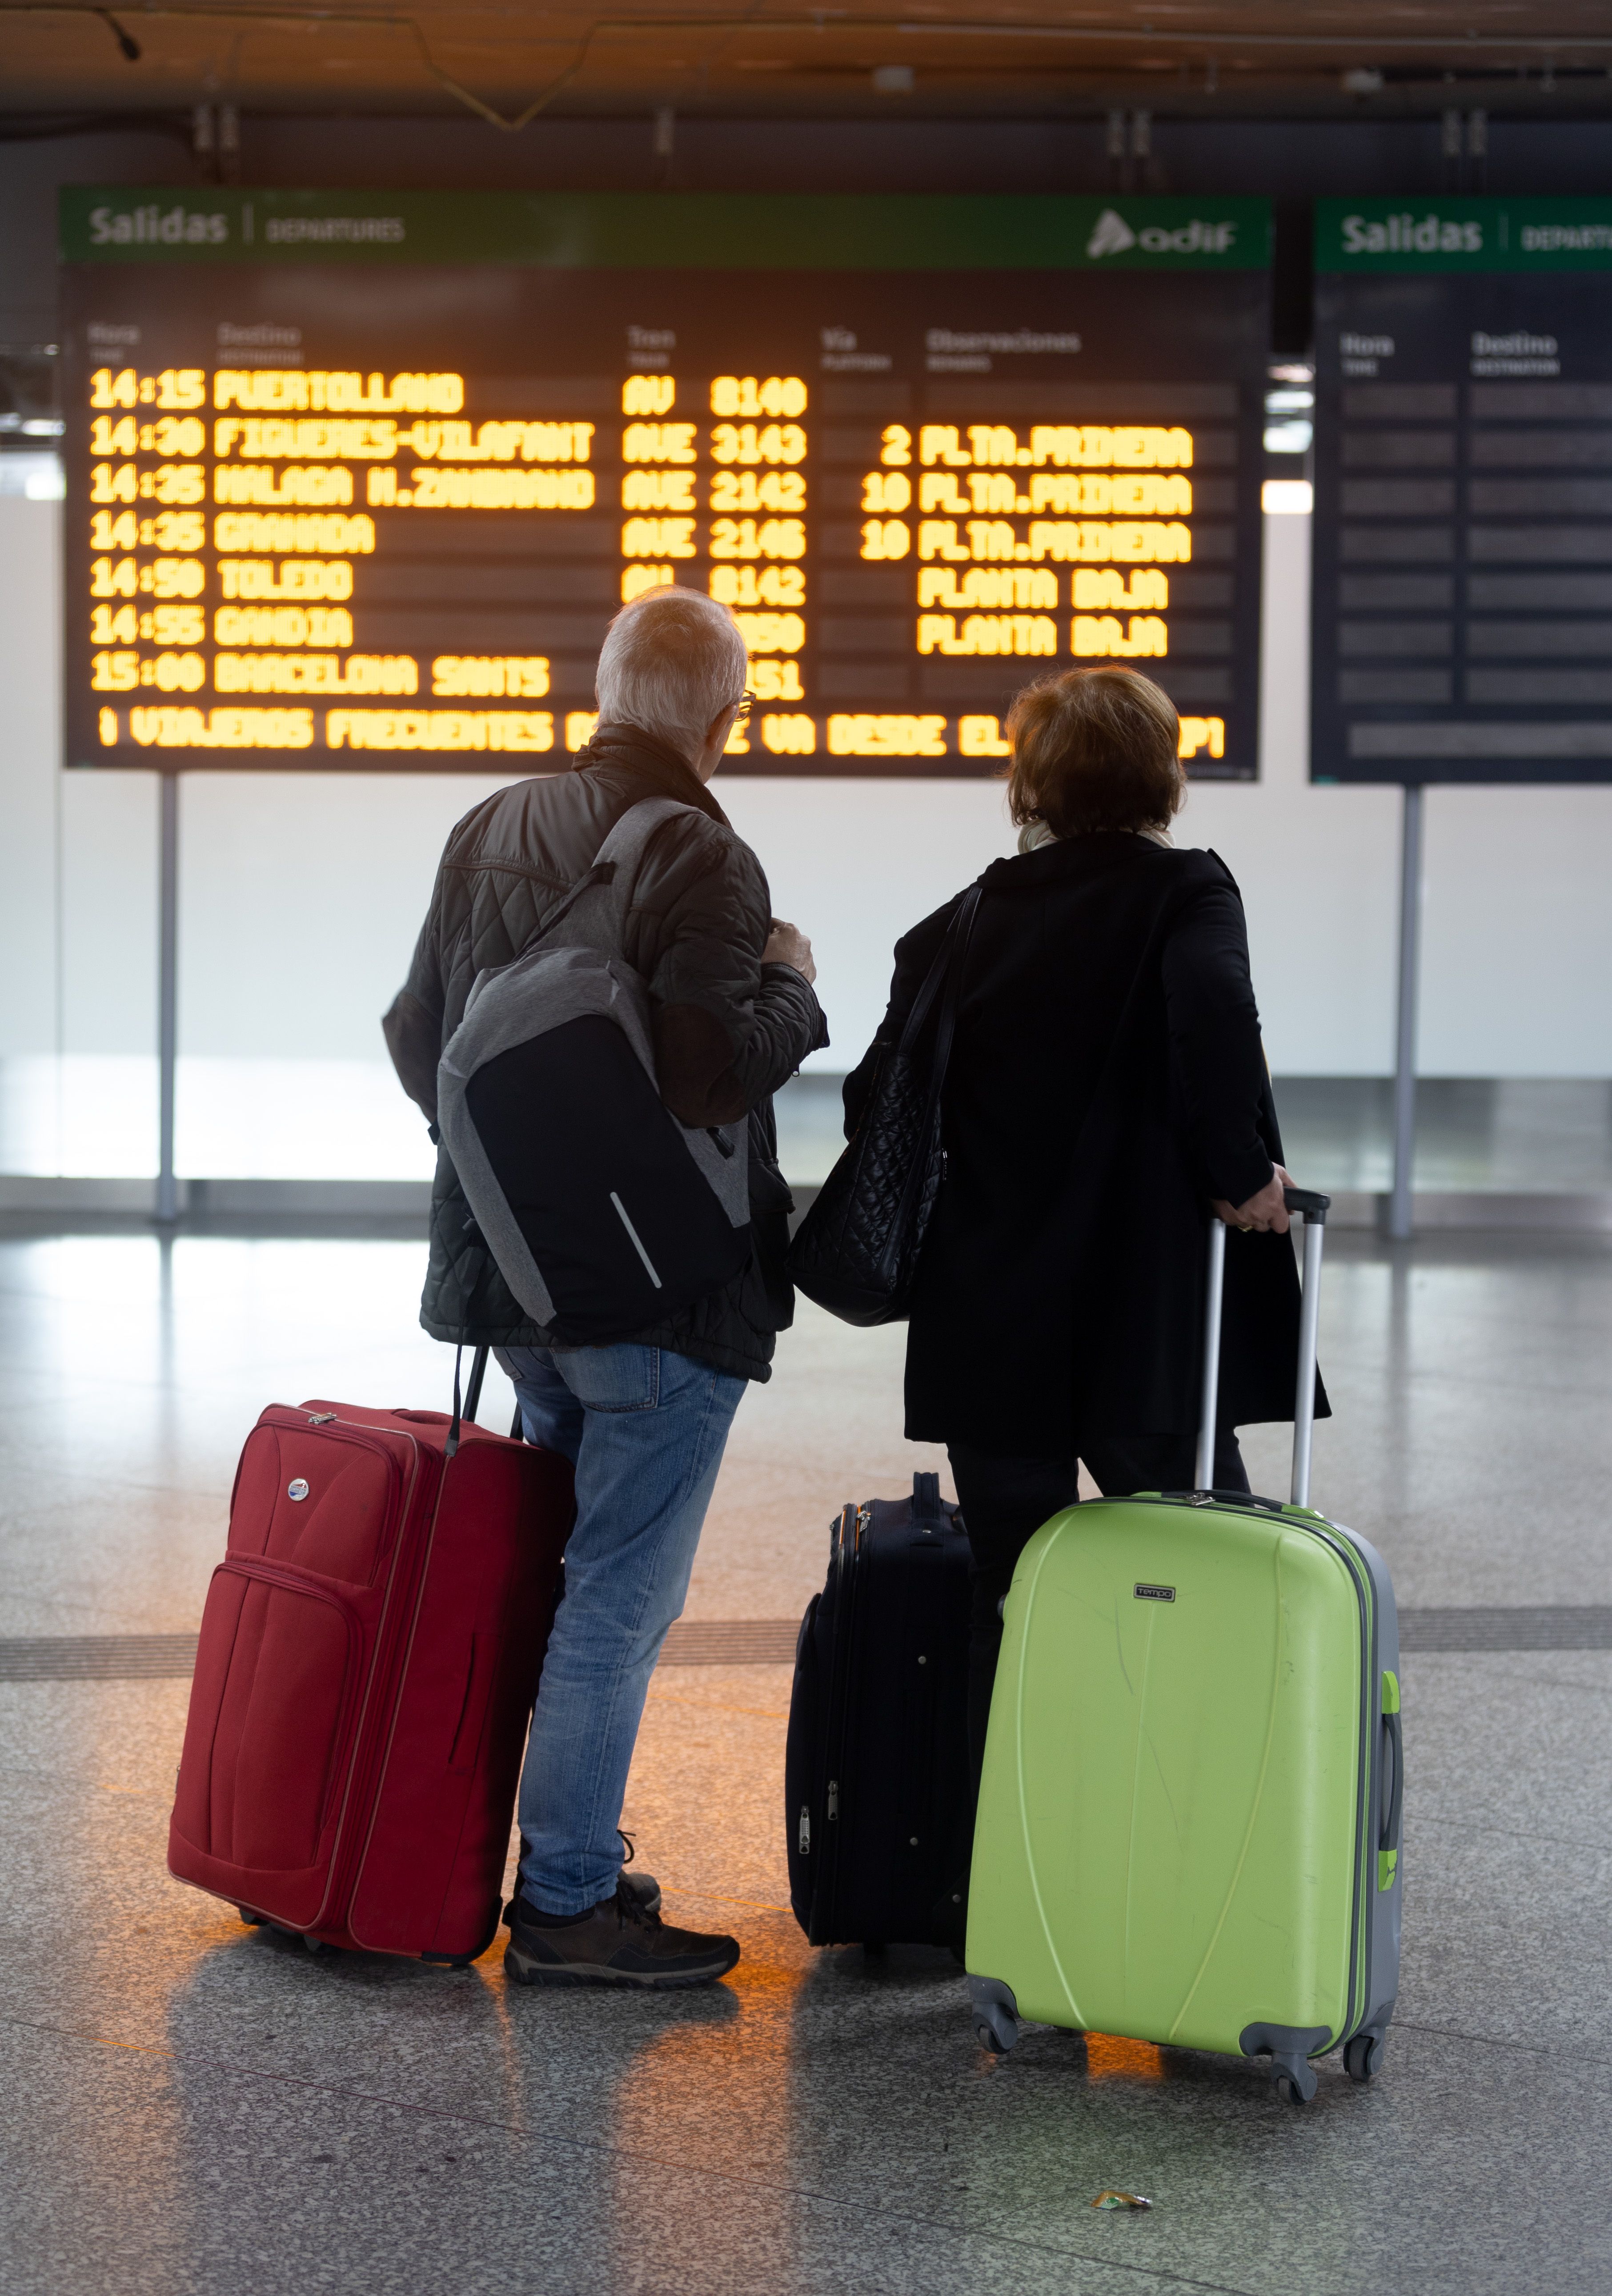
[3,1,1612,127]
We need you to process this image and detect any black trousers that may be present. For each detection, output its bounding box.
[948,1427,1250,1809]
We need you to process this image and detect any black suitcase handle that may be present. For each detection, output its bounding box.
[912,1470,942,1520]
[447,1341,493,1456]
[463,1344,489,1424]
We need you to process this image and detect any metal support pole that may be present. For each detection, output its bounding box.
[1387,783,1424,1243]
[156,769,180,1226]
[1195,1217,1226,1493]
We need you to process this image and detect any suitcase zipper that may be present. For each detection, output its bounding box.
[814,1502,867,1944]
[1274,1510,1379,2049]
[1321,1524,1380,2049]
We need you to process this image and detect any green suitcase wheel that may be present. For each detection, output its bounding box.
[1345,2032,1384,2083]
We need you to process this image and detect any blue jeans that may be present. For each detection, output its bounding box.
[496,1341,746,1916]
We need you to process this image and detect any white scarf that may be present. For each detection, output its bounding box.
[1017,820,1175,855]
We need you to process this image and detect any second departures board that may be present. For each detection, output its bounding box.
[60,187,1269,776]
[1313,196,1612,785]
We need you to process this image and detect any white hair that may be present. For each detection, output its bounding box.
[594,588,748,761]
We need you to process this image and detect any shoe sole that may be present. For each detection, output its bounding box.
[504,1941,738,1991]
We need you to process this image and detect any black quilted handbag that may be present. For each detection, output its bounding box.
[787,884,982,1326]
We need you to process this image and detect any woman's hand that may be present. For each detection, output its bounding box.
[763,919,816,984]
[1212,1163,1295,1236]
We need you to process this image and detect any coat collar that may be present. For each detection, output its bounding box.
[981,829,1167,893]
[572,722,732,830]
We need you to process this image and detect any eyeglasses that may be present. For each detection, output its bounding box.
[731,691,754,723]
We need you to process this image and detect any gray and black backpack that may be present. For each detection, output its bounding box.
[436,799,751,1345]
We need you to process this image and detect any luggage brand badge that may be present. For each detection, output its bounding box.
[287,1478,310,1501]
[1134,1582,1175,1602]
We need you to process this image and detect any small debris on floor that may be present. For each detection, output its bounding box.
[1091,2189,1152,2211]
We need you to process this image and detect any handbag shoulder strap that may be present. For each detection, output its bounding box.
[895,881,983,1064]
[928,882,982,1088]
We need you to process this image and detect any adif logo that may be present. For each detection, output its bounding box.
[1088,209,1237,259]
[1087,208,1137,259]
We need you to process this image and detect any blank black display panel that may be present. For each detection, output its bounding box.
[1312,196,1612,785]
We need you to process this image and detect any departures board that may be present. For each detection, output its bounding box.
[1313,197,1612,785]
[60,187,1270,777]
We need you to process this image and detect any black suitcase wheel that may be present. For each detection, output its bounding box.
[1275,2075,1307,2106]
[1344,2032,1384,2083]
[236,1905,268,1927]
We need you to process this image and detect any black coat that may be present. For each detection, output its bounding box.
[383,728,826,1381]
[844,832,1325,1458]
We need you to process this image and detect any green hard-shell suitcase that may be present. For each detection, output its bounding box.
[965,1190,1403,2104]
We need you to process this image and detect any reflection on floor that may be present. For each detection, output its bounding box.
[2,1225,1611,2292]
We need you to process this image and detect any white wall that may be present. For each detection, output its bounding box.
[0,497,63,1055]
[4,494,1612,1177]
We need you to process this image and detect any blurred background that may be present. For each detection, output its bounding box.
[4,36,1612,1220]
[8,17,1612,2296]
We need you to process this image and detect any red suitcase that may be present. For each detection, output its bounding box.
[168,1388,572,1963]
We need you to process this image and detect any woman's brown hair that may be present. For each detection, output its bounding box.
[1004,667,1185,839]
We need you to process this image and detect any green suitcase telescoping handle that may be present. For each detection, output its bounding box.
[1197,1188,1333,1508]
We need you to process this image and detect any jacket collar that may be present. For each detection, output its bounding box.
[981,828,1163,893]
[572,722,732,830]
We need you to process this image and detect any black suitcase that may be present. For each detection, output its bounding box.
[786,1470,973,1949]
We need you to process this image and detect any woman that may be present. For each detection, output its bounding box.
[843,666,1322,1807]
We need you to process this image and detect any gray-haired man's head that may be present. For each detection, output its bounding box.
[595,588,749,770]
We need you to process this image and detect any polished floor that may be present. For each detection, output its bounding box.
[2,1224,1611,2292]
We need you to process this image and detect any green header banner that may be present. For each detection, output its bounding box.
[1316,196,1612,273]
[61,187,1271,271]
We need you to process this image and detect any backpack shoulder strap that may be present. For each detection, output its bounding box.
[593,796,702,881]
[521,796,703,960]
[589,796,709,941]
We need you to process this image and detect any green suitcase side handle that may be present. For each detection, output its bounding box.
[1379,1671,1404,1892]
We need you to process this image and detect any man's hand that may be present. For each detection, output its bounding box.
[1212,1162,1295,1236]
[762,919,816,984]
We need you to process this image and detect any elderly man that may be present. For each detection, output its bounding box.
[384,588,824,1988]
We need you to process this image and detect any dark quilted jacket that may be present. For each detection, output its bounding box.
[383,726,826,1381]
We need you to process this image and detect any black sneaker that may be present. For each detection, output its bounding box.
[617,1830,661,1917]
[505,1880,740,1991]
[503,1832,660,1926]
